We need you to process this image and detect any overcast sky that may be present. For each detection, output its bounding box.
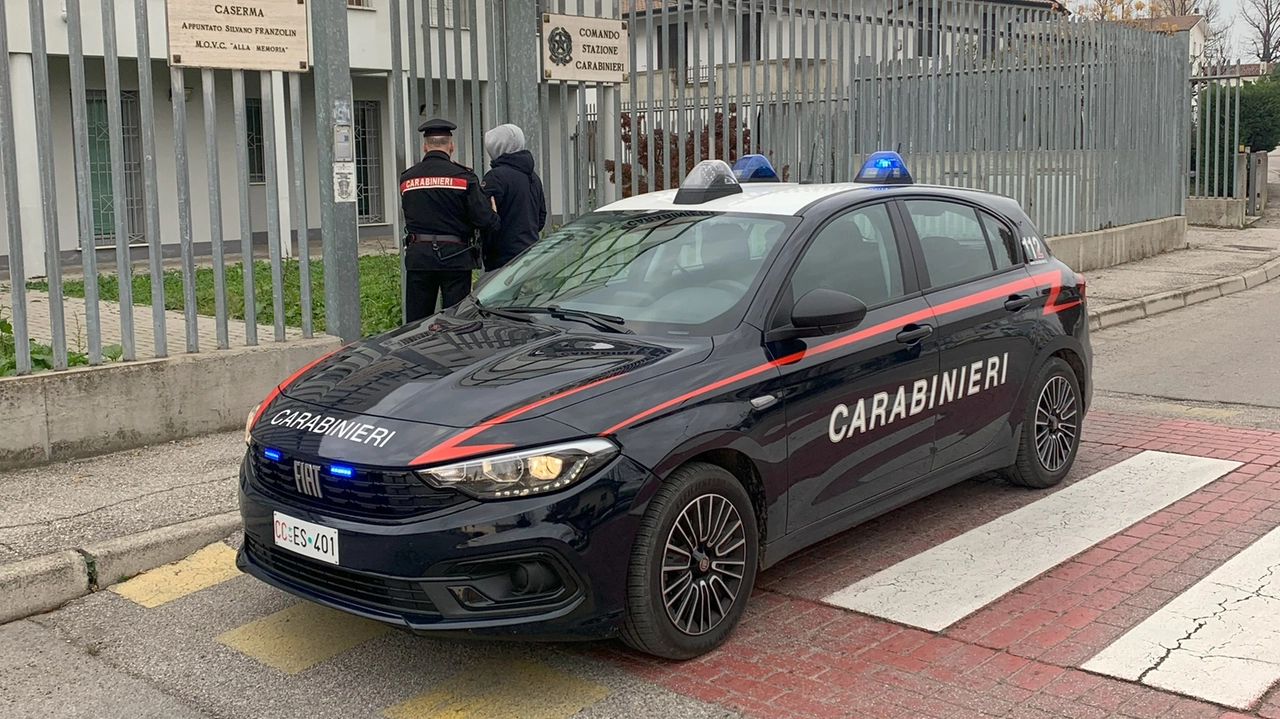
[1218,0,1252,60]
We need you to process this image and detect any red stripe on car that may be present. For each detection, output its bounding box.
[409,376,621,466]
[599,269,1069,436]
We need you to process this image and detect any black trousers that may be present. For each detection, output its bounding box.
[406,270,471,323]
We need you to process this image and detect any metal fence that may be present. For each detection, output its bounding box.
[1189,63,1243,200]
[0,0,317,376]
[0,0,1194,377]
[552,0,1190,239]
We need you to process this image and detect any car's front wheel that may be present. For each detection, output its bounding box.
[620,462,758,659]
[1003,357,1082,489]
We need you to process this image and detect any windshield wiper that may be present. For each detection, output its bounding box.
[472,298,535,323]
[502,305,634,334]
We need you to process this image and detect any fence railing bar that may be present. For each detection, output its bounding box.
[29,0,68,369]
[0,0,31,373]
[102,0,135,361]
[202,68,229,350]
[232,71,258,346]
[289,73,314,338]
[133,0,166,357]
[66,0,102,365]
[169,66,198,354]
[260,71,286,343]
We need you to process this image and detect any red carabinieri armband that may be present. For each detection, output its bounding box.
[400,176,468,193]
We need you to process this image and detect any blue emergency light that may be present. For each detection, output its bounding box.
[330,464,356,479]
[732,154,780,183]
[263,447,283,462]
[854,151,914,185]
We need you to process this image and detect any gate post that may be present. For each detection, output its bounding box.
[312,0,362,342]
[502,0,542,172]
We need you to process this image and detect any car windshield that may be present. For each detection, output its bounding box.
[472,210,794,336]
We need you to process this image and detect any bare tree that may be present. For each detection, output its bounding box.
[1072,0,1149,20]
[1244,0,1280,62]
[1149,0,1228,63]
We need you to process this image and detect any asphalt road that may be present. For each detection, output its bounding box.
[1091,277,1280,430]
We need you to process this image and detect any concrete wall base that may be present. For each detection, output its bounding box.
[1047,216,1188,273]
[1186,198,1247,229]
[0,337,343,471]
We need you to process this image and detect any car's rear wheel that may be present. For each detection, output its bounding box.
[620,462,758,659]
[1003,357,1082,489]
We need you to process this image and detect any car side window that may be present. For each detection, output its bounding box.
[790,203,905,308]
[979,211,1021,269]
[905,200,1001,288]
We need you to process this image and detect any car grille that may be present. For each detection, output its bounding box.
[249,448,466,521]
[244,535,439,617]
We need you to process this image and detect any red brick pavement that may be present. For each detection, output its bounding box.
[597,411,1280,718]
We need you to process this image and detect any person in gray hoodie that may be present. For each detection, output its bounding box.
[480,124,548,271]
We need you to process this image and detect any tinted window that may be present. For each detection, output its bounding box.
[791,203,905,307]
[474,211,791,336]
[979,211,1021,269]
[906,200,999,287]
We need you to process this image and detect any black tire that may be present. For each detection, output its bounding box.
[1003,357,1082,489]
[620,462,759,660]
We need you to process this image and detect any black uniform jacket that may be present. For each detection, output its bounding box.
[481,150,548,271]
[399,150,500,271]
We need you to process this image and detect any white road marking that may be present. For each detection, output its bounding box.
[823,451,1241,632]
[1082,526,1280,710]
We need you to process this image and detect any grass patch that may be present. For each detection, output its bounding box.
[27,254,408,338]
[1,305,113,375]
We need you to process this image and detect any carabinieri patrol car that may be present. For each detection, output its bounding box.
[239,152,1091,659]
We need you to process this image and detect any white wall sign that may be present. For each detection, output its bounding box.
[333,162,357,204]
[166,0,311,72]
[541,13,629,84]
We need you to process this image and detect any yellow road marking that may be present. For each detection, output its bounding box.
[110,542,241,608]
[383,658,610,719]
[216,601,389,674]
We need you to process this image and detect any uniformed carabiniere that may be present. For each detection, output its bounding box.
[399,118,500,322]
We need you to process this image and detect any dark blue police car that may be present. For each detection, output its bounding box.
[239,153,1091,659]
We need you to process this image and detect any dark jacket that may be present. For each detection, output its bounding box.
[399,150,500,271]
[480,150,548,271]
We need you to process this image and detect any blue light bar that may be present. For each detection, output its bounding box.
[854,151,914,185]
[330,464,355,478]
[732,154,780,183]
[263,448,283,462]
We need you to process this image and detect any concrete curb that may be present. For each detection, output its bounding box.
[1090,255,1280,331]
[0,551,90,625]
[83,512,242,588]
[0,511,241,624]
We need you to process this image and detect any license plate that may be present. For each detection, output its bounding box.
[272,511,340,565]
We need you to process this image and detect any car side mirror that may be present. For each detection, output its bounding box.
[765,289,868,343]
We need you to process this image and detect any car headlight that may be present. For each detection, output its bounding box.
[416,438,619,500]
[245,403,261,446]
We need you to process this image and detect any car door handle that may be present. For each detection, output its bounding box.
[896,324,933,344]
[1004,294,1034,312]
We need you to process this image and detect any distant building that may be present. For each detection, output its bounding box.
[1126,15,1208,73]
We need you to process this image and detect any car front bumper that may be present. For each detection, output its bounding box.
[236,452,655,641]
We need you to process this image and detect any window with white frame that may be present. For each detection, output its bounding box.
[428,0,470,29]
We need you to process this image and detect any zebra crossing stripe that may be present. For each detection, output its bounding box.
[1083,525,1280,710]
[823,451,1241,632]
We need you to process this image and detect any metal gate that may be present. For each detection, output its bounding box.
[1189,62,1244,200]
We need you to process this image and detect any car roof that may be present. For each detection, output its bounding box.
[597,181,1022,218]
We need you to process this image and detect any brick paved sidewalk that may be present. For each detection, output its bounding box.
[597,412,1280,719]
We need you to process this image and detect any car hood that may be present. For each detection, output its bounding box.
[277,315,712,431]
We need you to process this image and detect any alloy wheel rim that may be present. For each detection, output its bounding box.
[1034,375,1078,473]
[661,494,748,636]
